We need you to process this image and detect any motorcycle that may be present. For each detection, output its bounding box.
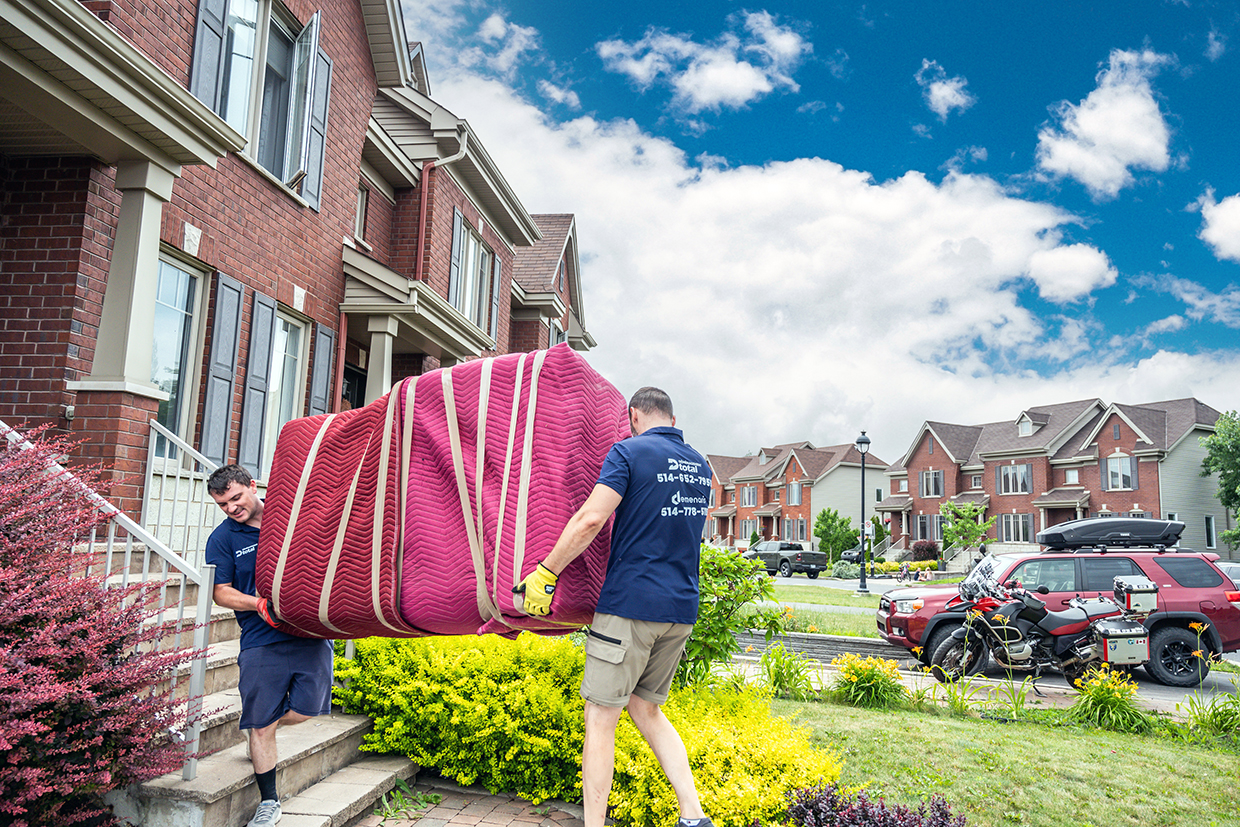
[929,556,1159,686]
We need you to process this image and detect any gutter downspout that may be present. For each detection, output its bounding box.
[412,128,469,283]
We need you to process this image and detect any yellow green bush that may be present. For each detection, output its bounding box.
[611,688,841,827]
[335,634,841,825]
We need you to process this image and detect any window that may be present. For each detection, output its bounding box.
[916,514,944,541]
[1113,422,1121,440]
[740,486,757,507]
[1166,512,1178,521]
[259,312,307,478]
[151,259,202,456]
[999,464,1032,495]
[551,321,567,346]
[1080,557,1141,591]
[557,259,566,293]
[772,489,781,502]
[1018,419,1032,436]
[928,435,935,454]
[1154,557,1223,588]
[876,487,883,503]
[999,513,1034,542]
[1206,515,1217,549]
[898,479,908,493]
[1106,456,1133,490]
[1065,468,1079,485]
[1010,558,1077,592]
[787,482,802,506]
[739,519,757,539]
[919,470,943,498]
[971,474,982,488]
[448,210,502,337]
[794,518,807,541]
[709,489,715,508]
[190,0,332,208]
[354,185,368,240]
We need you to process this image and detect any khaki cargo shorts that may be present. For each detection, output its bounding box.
[580,612,693,708]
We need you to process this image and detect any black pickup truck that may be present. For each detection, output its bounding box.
[743,541,829,578]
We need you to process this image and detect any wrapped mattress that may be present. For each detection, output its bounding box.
[254,344,629,639]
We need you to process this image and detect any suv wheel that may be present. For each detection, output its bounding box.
[806,571,820,579]
[1145,627,1210,687]
[778,560,793,578]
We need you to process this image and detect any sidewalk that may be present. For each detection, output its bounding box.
[354,777,584,827]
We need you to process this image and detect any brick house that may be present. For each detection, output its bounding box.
[0,0,592,517]
[707,441,887,549]
[877,398,1232,556]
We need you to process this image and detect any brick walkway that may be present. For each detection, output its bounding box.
[354,777,584,827]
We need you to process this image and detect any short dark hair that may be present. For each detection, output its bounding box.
[207,464,254,495]
[629,387,673,419]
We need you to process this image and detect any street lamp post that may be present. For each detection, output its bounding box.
[856,430,871,595]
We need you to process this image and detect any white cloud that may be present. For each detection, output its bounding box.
[537,80,581,109]
[596,11,811,114]
[1206,29,1227,61]
[1197,191,1240,262]
[943,145,988,171]
[1159,276,1240,327]
[458,13,541,79]
[1025,244,1118,303]
[1147,315,1186,334]
[915,59,977,121]
[1036,49,1174,200]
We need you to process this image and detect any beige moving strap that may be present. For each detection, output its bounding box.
[509,349,547,592]
[490,353,528,610]
[443,368,502,623]
[272,414,336,634]
[394,378,417,622]
[369,383,408,633]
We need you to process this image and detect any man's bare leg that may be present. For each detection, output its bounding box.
[248,710,311,774]
[625,696,704,819]
[582,701,625,827]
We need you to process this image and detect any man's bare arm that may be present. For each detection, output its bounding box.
[541,484,623,575]
[213,582,262,613]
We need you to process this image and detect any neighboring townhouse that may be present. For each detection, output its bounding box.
[707,441,887,548]
[0,0,592,518]
[877,398,1232,556]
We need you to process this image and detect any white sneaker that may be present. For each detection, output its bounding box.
[247,799,281,826]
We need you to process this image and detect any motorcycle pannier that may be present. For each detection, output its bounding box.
[1112,575,1158,615]
[1095,618,1149,665]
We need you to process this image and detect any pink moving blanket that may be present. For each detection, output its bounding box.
[255,344,629,639]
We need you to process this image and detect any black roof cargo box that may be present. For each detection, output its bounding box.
[1037,517,1184,550]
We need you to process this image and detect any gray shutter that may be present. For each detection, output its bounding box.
[1130,457,1139,489]
[237,291,277,473]
[488,254,502,340]
[301,49,333,211]
[307,323,336,415]
[447,208,463,308]
[199,273,244,466]
[1099,458,1109,491]
[189,0,228,109]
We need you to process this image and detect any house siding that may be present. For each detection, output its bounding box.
[1159,428,1233,557]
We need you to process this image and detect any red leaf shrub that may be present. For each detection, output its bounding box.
[0,425,194,826]
[911,540,940,562]
[758,783,967,826]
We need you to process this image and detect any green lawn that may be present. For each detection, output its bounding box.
[743,606,880,638]
[775,700,1240,827]
[770,585,880,609]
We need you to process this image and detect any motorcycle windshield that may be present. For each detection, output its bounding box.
[959,555,1005,601]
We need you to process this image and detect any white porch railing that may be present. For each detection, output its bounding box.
[1,420,216,782]
[142,421,224,573]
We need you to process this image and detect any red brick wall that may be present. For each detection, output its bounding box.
[903,431,959,542]
[985,456,1050,536]
[509,319,547,353]
[781,457,811,542]
[84,0,198,88]
[0,157,119,429]
[359,188,395,265]
[1088,414,1161,517]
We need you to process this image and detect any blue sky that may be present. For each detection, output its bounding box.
[403,0,1240,462]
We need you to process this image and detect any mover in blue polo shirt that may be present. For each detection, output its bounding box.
[205,464,333,827]
[515,387,713,827]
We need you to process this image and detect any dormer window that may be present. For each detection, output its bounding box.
[1018,419,1032,437]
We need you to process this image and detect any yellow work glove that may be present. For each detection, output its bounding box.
[514,563,558,616]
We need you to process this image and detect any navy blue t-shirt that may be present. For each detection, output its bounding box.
[205,516,323,651]
[593,426,712,624]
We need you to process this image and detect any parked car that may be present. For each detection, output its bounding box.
[743,541,828,578]
[840,545,864,564]
[1218,561,1240,589]
[875,517,1240,686]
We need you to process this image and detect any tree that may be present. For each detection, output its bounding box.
[869,515,889,547]
[939,501,996,550]
[1201,410,1240,549]
[813,508,855,563]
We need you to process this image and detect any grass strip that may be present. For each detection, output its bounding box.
[769,585,881,608]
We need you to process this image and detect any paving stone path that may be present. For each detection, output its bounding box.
[354,777,584,827]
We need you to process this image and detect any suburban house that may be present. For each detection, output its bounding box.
[707,441,888,549]
[876,397,1232,557]
[0,0,592,520]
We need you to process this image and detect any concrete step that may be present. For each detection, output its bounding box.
[156,639,241,703]
[131,713,379,827]
[144,604,240,651]
[282,754,417,827]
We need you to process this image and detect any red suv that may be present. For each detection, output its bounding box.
[876,518,1240,686]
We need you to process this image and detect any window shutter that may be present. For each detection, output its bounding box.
[299,48,332,211]
[1099,458,1109,491]
[199,273,244,466]
[1130,457,1139,489]
[189,0,228,109]
[237,291,278,474]
[448,208,464,308]
[307,323,336,415]
[488,254,502,340]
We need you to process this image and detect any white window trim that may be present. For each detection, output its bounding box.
[1205,515,1217,549]
[259,309,310,479]
[999,463,1033,495]
[152,253,209,456]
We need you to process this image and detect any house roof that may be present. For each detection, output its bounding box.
[1032,488,1091,507]
[876,494,913,512]
[904,399,1106,468]
[513,214,573,290]
[711,504,737,518]
[949,492,991,507]
[754,503,782,517]
[707,455,750,485]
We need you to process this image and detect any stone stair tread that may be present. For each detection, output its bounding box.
[142,713,372,804]
[282,754,417,826]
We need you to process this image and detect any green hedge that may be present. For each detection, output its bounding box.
[334,634,840,826]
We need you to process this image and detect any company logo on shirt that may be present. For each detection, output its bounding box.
[235,543,257,558]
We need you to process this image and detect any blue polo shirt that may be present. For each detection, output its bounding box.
[593,426,712,624]
[205,516,323,651]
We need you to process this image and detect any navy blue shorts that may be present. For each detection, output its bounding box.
[237,638,334,730]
